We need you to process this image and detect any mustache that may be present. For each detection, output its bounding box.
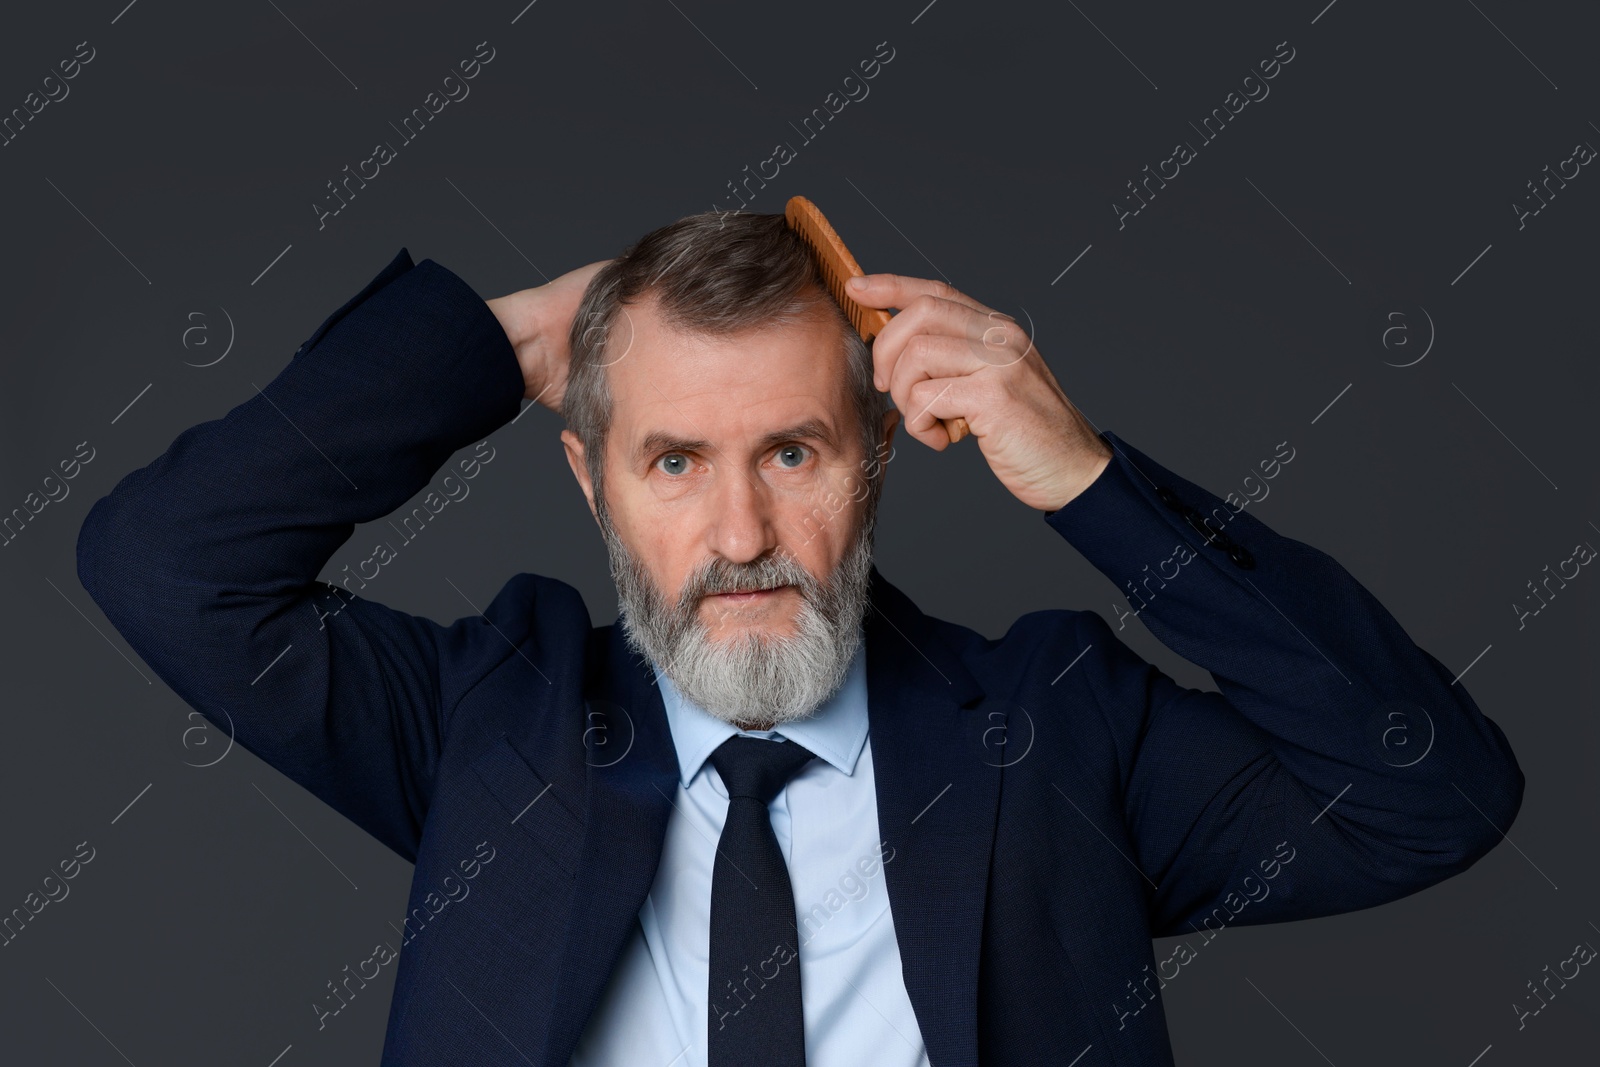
[681,553,818,603]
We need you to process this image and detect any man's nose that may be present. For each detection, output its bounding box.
[705,466,778,565]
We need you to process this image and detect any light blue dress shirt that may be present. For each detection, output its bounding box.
[569,630,929,1066]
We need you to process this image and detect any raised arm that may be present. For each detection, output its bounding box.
[75,249,597,861]
[1049,433,1523,935]
[845,269,1523,934]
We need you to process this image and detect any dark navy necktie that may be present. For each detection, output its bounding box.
[706,734,817,1066]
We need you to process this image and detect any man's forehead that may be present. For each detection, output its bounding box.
[628,414,844,465]
[605,298,855,460]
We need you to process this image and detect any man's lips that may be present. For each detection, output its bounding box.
[705,584,792,603]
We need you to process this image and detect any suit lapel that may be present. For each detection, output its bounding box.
[864,566,1000,1067]
[538,624,680,1066]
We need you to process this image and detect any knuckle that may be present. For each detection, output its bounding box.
[908,377,940,408]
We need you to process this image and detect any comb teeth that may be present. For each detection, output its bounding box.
[792,225,860,331]
[784,195,971,445]
[785,195,890,343]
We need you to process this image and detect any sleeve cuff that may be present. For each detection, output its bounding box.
[1043,430,1260,591]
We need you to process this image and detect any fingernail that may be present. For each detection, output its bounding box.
[847,276,867,291]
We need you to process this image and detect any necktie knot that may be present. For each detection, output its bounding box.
[709,735,816,807]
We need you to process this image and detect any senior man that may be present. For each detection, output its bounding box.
[76,210,1523,1066]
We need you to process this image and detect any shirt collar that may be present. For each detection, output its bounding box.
[652,629,869,788]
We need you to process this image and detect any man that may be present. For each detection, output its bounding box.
[76,211,1523,1066]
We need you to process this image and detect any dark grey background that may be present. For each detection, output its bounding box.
[2,0,1595,1063]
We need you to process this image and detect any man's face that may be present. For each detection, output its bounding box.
[561,292,897,728]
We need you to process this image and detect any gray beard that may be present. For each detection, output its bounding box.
[598,496,876,729]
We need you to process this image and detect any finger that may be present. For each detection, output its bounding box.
[900,375,973,451]
[847,272,996,316]
[884,333,984,429]
[872,294,1023,393]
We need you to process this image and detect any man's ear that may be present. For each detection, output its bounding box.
[560,429,601,527]
[879,409,900,474]
[858,409,900,495]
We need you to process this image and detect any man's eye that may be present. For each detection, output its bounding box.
[656,453,691,476]
[775,445,809,469]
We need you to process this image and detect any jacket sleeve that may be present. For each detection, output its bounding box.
[75,248,531,863]
[1044,431,1524,936]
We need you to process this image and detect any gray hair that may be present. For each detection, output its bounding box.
[563,211,890,513]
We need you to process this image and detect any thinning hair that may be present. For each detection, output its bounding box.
[563,211,890,513]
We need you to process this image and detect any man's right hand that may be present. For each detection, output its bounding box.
[487,259,610,413]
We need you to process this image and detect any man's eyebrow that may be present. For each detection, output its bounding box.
[633,418,839,464]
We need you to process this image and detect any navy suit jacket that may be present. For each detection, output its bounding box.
[76,249,1523,1066]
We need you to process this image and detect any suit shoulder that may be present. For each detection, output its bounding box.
[925,603,1108,651]
[922,604,1117,694]
[435,571,594,707]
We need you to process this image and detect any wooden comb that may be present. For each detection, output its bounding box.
[785,195,970,444]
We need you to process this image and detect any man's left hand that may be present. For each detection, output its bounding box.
[848,273,1112,512]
